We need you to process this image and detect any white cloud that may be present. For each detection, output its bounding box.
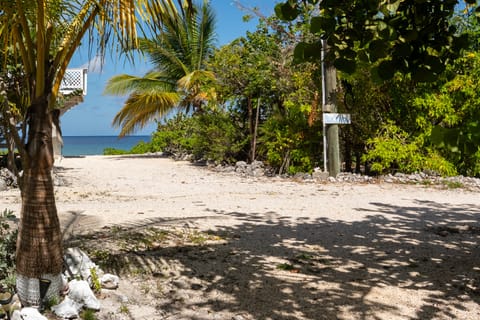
[80,55,104,73]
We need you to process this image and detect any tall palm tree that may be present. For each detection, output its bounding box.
[104,0,216,136]
[0,0,190,306]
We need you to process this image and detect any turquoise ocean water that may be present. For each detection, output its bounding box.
[62,136,151,156]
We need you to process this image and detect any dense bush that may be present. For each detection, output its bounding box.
[103,114,195,156]
[112,103,325,174]
[113,111,249,165]
[103,148,129,155]
[188,110,248,163]
[151,113,196,156]
[416,52,480,177]
[257,104,322,175]
[103,140,160,155]
[363,122,457,176]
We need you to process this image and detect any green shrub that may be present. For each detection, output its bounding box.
[129,141,158,154]
[103,140,161,156]
[151,114,196,155]
[363,122,457,176]
[189,110,248,164]
[103,148,129,155]
[89,268,102,293]
[257,105,321,175]
[128,111,247,164]
[106,106,319,174]
[363,123,422,174]
[423,150,457,177]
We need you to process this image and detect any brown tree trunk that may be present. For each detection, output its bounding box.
[16,96,63,306]
[251,98,260,161]
[247,97,254,162]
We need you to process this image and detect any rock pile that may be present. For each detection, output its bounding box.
[2,158,480,191]
[208,161,480,190]
[5,248,120,320]
[332,172,480,190]
[212,160,271,177]
[0,168,17,190]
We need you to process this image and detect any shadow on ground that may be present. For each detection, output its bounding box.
[71,199,480,319]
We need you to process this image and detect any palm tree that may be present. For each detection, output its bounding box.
[104,0,216,136]
[0,0,190,306]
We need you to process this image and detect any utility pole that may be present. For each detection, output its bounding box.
[322,40,340,177]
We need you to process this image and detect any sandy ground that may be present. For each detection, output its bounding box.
[1,154,480,320]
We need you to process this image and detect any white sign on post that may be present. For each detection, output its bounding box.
[322,112,351,173]
[323,113,351,124]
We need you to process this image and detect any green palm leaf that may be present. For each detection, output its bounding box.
[104,72,175,96]
[113,90,180,136]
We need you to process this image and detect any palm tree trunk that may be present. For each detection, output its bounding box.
[16,96,63,306]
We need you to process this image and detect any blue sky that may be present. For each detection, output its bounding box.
[61,0,279,136]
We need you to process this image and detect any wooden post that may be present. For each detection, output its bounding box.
[322,41,340,177]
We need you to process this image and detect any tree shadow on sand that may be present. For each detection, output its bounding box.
[70,198,480,319]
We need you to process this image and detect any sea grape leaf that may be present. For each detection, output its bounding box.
[368,39,389,61]
[293,42,322,63]
[334,58,356,74]
[412,66,437,83]
[310,16,336,35]
[392,42,412,58]
[274,3,300,21]
[376,60,395,80]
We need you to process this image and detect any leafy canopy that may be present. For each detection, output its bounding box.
[276,0,480,81]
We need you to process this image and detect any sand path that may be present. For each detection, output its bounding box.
[1,155,480,319]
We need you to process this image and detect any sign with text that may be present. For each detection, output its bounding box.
[323,113,351,124]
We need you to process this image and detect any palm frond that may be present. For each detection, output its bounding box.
[104,71,175,96]
[112,90,180,136]
[140,0,215,76]
[189,0,216,70]
[107,0,215,135]
[139,37,189,77]
[1,0,147,106]
[177,70,215,92]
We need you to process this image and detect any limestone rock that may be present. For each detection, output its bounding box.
[11,308,48,320]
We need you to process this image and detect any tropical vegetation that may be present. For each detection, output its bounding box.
[1,0,480,310]
[108,0,480,178]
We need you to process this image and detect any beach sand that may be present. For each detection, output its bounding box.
[1,154,480,319]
